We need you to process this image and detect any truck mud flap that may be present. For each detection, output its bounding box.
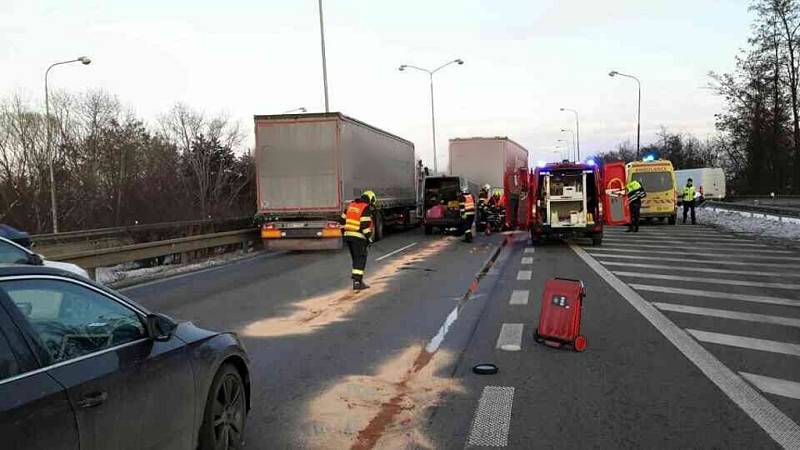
[264,238,343,251]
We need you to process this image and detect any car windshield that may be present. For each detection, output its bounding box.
[633,172,674,193]
[0,241,30,265]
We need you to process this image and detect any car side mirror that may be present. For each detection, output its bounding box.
[145,313,178,341]
[29,253,44,266]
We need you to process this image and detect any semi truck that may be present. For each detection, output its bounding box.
[675,168,726,203]
[253,113,420,250]
[448,137,529,188]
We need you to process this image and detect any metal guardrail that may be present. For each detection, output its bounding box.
[32,216,251,245]
[52,229,260,280]
[703,201,800,219]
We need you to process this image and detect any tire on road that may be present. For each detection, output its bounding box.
[668,214,676,225]
[199,364,248,450]
[373,213,385,241]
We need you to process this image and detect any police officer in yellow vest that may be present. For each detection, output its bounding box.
[340,190,376,290]
[682,178,697,225]
[626,179,646,232]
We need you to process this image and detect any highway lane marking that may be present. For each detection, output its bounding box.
[496,323,524,351]
[570,243,800,449]
[517,270,532,280]
[524,247,535,254]
[466,386,514,447]
[630,284,800,308]
[601,242,793,254]
[509,290,529,305]
[602,237,768,247]
[605,229,732,237]
[740,373,800,401]
[600,262,800,279]
[587,253,800,270]
[687,329,800,357]
[520,257,534,264]
[614,271,800,290]
[652,303,800,328]
[587,247,800,261]
[375,242,418,261]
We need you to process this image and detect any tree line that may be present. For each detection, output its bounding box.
[0,90,255,233]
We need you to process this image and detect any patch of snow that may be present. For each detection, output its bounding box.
[697,206,800,244]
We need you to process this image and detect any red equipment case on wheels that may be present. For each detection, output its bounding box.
[534,278,587,352]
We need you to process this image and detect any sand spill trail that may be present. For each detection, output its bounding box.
[240,238,454,338]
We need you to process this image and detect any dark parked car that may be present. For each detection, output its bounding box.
[0,224,31,249]
[0,266,251,450]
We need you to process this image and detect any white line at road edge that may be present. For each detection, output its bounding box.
[375,242,418,261]
[741,373,800,401]
[466,386,515,447]
[569,243,800,449]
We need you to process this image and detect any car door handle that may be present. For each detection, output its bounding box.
[76,391,108,408]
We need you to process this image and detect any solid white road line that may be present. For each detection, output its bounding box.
[613,271,800,291]
[570,243,800,449]
[496,323,524,351]
[630,284,800,308]
[652,303,800,328]
[588,253,800,270]
[602,237,768,247]
[509,290,529,305]
[517,270,532,281]
[588,247,800,261]
[521,257,534,265]
[374,242,418,261]
[687,329,800,357]
[466,386,515,447]
[524,247,535,254]
[600,262,800,279]
[741,373,800,401]
[601,242,793,254]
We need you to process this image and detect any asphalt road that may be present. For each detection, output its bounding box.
[122,223,800,449]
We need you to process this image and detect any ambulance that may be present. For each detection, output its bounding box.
[626,159,678,224]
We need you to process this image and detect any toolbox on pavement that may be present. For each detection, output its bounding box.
[534,278,587,352]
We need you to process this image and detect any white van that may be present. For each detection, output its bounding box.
[675,168,726,203]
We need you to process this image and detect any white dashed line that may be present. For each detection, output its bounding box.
[521,257,534,265]
[524,247,535,254]
[629,284,800,308]
[570,243,800,449]
[516,270,532,281]
[375,242,418,261]
[614,271,800,291]
[652,303,800,328]
[741,373,800,401]
[496,323,524,351]
[466,386,515,447]
[509,290,529,305]
[687,329,800,357]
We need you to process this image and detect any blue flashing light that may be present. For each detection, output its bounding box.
[536,160,547,168]
[643,154,656,162]
[586,159,596,166]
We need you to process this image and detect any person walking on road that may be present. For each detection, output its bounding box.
[459,187,477,242]
[682,178,697,225]
[340,190,376,290]
[626,179,646,232]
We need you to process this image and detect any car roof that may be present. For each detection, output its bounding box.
[0,264,85,279]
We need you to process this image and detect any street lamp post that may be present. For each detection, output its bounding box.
[609,70,641,158]
[45,56,91,234]
[398,59,464,174]
[318,0,330,112]
[561,129,576,161]
[559,108,580,161]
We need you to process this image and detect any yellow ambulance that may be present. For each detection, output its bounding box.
[626,160,678,224]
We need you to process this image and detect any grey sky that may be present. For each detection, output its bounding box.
[2,0,751,167]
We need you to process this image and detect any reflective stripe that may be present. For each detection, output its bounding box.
[344,231,367,239]
[352,269,364,275]
[360,217,372,222]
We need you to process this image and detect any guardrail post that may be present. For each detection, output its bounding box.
[182,251,193,264]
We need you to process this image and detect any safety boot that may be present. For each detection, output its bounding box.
[353,280,370,291]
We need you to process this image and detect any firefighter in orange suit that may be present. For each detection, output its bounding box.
[459,187,477,242]
[340,190,376,290]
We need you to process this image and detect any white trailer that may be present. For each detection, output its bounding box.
[675,168,726,203]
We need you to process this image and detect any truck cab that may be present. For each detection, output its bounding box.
[529,162,604,245]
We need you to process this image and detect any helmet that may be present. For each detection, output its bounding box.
[483,184,491,191]
[362,190,377,205]
[461,186,470,194]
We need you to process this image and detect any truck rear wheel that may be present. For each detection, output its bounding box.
[374,213,385,241]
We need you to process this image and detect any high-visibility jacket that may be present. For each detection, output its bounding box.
[460,193,476,218]
[340,200,373,240]
[626,180,646,202]
[682,185,696,202]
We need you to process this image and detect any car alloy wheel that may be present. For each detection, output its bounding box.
[211,370,246,450]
